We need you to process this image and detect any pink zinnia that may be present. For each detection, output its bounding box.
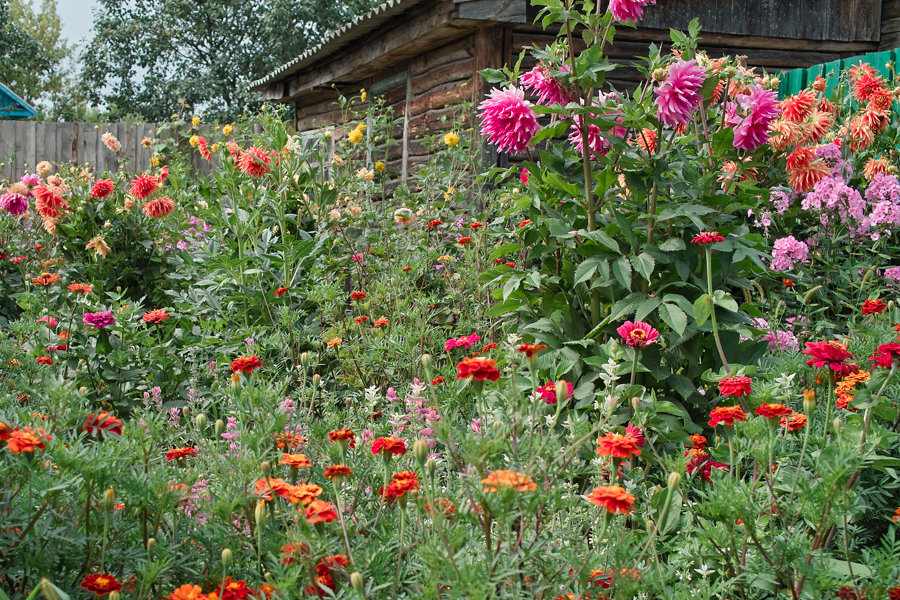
[444,332,481,352]
[617,321,660,348]
[625,423,645,447]
[654,59,706,128]
[519,63,571,106]
[536,380,574,404]
[84,311,116,330]
[725,85,781,151]
[520,168,529,185]
[869,342,900,369]
[36,316,58,328]
[0,193,29,216]
[478,86,540,154]
[608,0,655,22]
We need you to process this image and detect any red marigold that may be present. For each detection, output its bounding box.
[780,413,807,431]
[305,499,338,524]
[371,436,406,456]
[470,221,483,230]
[91,179,115,199]
[427,219,442,229]
[230,355,262,374]
[328,429,356,448]
[373,317,389,327]
[350,291,366,301]
[36,356,52,365]
[81,574,123,596]
[142,309,170,324]
[274,286,288,296]
[236,146,271,177]
[585,485,635,514]
[431,376,445,385]
[803,341,858,376]
[691,231,725,244]
[6,426,50,454]
[718,376,752,397]
[354,315,368,324]
[144,196,175,218]
[425,497,456,516]
[596,432,642,459]
[516,342,548,357]
[755,403,793,419]
[130,173,158,199]
[165,447,198,461]
[782,279,794,288]
[380,470,419,501]
[708,405,747,427]
[862,299,886,314]
[456,356,500,381]
[83,411,124,438]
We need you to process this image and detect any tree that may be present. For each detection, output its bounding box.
[0,0,85,120]
[81,0,382,122]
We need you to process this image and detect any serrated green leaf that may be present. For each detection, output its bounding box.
[612,256,632,290]
[631,252,655,282]
[658,303,688,336]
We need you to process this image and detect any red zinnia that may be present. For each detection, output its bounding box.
[456,356,501,381]
[166,447,198,461]
[516,342,548,357]
[83,411,124,438]
[91,179,115,199]
[691,231,725,244]
[585,485,635,514]
[129,173,158,199]
[350,291,366,301]
[708,405,747,427]
[230,355,262,374]
[371,436,407,456]
[80,574,123,596]
[142,309,169,324]
[718,376,752,397]
[869,342,900,369]
[274,287,288,296]
[755,403,793,419]
[862,299,886,314]
[596,432,642,459]
[803,341,858,376]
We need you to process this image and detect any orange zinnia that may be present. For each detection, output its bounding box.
[481,469,537,493]
[31,272,59,286]
[371,436,406,456]
[585,485,635,514]
[708,405,747,427]
[142,309,170,324]
[596,433,641,459]
[68,283,93,295]
[323,465,353,480]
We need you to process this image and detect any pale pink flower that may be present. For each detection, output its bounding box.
[654,59,706,127]
[770,235,809,272]
[478,86,540,154]
[101,132,121,152]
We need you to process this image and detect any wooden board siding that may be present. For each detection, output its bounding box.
[881,0,900,48]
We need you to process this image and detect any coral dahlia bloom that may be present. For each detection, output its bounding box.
[230,355,262,374]
[456,356,501,381]
[608,0,655,22]
[616,320,660,349]
[691,231,725,244]
[86,236,111,259]
[305,499,338,524]
[718,376,752,397]
[482,469,537,493]
[863,157,894,181]
[129,173,158,199]
[101,132,121,152]
[83,411,124,438]
[328,429,356,448]
[585,485,635,514]
[786,146,830,192]
[33,184,67,218]
[144,196,175,218]
[654,59,706,127]
[708,405,747,427]
[596,432,642,459]
[142,309,170,324]
[371,436,407,456]
[755,403,793,419]
[166,447,198,461]
[83,311,116,329]
[280,453,312,468]
[91,179,115,199]
[803,341,858,376]
[197,137,211,161]
[6,426,50,453]
[781,413,807,431]
[778,88,816,123]
[81,574,123,595]
[862,299,886,314]
[478,86,540,154]
[237,146,272,177]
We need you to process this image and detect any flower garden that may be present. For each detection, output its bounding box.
[2,1,900,599]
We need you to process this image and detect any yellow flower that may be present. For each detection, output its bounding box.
[374,161,385,172]
[210,143,220,152]
[443,186,456,201]
[356,167,374,181]
[222,124,233,136]
[189,135,199,147]
[360,89,367,102]
[86,235,111,259]
[443,132,459,146]
[191,115,200,126]
[355,123,366,132]
[347,129,363,144]
[150,153,160,167]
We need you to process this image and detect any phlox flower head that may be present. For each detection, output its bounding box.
[769,235,809,272]
[478,86,540,154]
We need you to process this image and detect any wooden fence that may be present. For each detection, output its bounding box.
[0,121,160,181]
[777,47,900,97]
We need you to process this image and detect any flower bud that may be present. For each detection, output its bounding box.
[39,578,62,600]
[350,572,364,592]
[426,458,437,473]
[109,592,120,600]
[312,374,321,388]
[413,439,429,466]
[195,413,208,429]
[652,67,667,81]
[222,547,233,566]
[645,519,655,533]
[722,65,737,78]
[230,372,241,388]
[667,472,681,488]
[147,537,156,550]
[78,386,88,395]
[261,461,272,475]
[555,380,569,406]
[631,396,640,411]
[300,351,309,366]
[255,500,268,528]
[420,354,432,369]
[103,488,116,511]
[833,417,842,432]
[181,406,190,418]
[215,419,225,435]
[802,389,816,414]
[606,396,618,411]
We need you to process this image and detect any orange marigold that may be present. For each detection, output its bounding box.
[755,403,793,419]
[81,574,123,596]
[323,464,353,479]
[482,469,537,493]
[596,432,641,459]
[371,436,406,456]
[328,429,356,448]
[305,499,338,524]
[167,584,206,600]
[279,453,312,468]
[6,426,50,454]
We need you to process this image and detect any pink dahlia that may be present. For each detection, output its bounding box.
[725,85,781,151]
[608,0,655,22]
[0,193,29,216]
[568,95,626,157]
[519,63,571,106]
[617,320,660,349]
[478,86,540,154]
[654,59,707,128]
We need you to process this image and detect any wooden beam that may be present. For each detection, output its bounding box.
[455,0,527,23]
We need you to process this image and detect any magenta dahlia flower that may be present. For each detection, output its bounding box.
[609,0,655,22]
[725,84,781,151]
[519,63,571,106]
[654,59,707,128]
[84,311,116,330]
[478,86,540,154]
[0,193,29,216]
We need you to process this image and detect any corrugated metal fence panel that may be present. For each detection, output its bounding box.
[779,48,897,96]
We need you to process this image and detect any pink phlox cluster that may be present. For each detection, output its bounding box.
[167,407,181,429]
[179,479,211,524]
[770,235,809,272]
[280,397,295,415]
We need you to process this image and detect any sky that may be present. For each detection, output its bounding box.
[58,0,99,48]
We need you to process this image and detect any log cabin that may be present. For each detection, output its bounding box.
[251,0,892,177]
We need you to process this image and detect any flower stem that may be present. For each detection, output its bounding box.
[705,246,730,371]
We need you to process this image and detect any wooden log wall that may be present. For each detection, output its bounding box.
[882,0,900,49]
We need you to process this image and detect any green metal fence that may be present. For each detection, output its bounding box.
[777,48,899,97]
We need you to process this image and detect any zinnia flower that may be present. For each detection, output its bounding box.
[585,485,635,514]
[755,403,793,419]
[31,272,59,286]
[230,356,262,374]
[81,574,123,595]
[142,309,169,324]
[144,196,175,218]
[371,436,407,456]
[654,59,706,127]
[708,405,747,427]
[718,376,752,397]
[83,311,116,330]
[91,179,115,199]
[456,356,501,381]
[596,432,642,459]
[130,173,158,199]
[691,231,724,244]
[482,469,537,493]
[616,320,660,348]
[803,341,858,376]
[305,499,338,524]
[165,447,198,461]
[517,342,548,357]
[869,342,900,369]
[478,86,540,154]
[350,291,366,301]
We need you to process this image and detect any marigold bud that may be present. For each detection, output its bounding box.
[802,389,816,414]
[181,406,190,418]
[833,417,842,432]
[215,419,225,435]
[413,439,429,466]
[645,519,655,532]
[631,396,640,411]
[350,572,364,592]
[195,413,208,429]
[255,500,267,528]
[222,547,233,566]
[261,461,272,475]
[103,488,116,511]
[147,537,156,550]
[555,380,569,406]
[39,578,62,600]
[426,458,436,473]
[109,592,120,600]
[312,374,321,388]
[667,472,681,489]
[420,353,432,369]
[78,386,88,395]
[230,372,241,388]
[300,351,309,366]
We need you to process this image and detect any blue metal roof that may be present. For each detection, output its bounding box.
[0,82,38,119]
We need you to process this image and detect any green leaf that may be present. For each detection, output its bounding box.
[712,290,739,312]
[693,293,713,326]
[502,275,523,301]
[479,68,506,84]
[658,303,688,336]
[631,252,655,282]
[612,256,632,290]
[486,299,524,317]
[579,228,620,253]
[659,237,685,252]
[574,256,602,286]
[635,296,662,322]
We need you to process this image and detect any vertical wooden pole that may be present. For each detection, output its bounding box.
[401,67,412,182]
